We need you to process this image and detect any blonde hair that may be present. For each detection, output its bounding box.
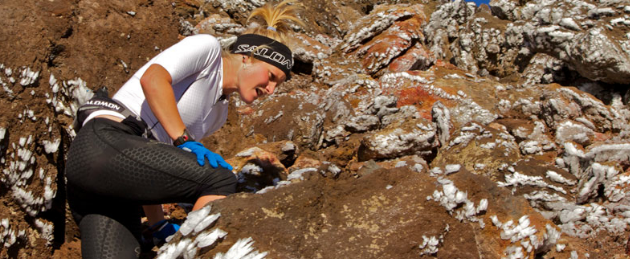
[244,0,304,45]
[222,0,303,78]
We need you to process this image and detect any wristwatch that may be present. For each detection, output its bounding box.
[173,129,194,146]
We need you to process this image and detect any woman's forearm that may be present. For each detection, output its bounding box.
[140,64,187,141]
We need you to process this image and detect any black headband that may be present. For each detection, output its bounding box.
[230,34,293,80]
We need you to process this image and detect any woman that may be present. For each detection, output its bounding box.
[65,1,302,258]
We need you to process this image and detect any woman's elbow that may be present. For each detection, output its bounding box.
[140,64,172,91]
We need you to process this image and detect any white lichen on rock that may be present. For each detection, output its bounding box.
[499,172,567,194]
[491,215,560,256]
[157,204,266,259]
[214,237,268,259]
[428,177,488,223]
[418,224,449,256]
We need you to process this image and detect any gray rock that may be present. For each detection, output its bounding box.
[432,101,452,147]
[344,115,380,133]
[358,119,437,161]
[555,120,595,147]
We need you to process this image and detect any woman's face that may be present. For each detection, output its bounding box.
[237,58,286,104]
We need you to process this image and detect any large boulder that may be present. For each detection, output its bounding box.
[160,167,576,259]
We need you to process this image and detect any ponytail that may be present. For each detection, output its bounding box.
[245,0,304,44]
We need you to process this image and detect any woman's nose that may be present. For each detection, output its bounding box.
[266,82,276,95]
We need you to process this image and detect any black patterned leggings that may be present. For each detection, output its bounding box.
[66,117,236,259]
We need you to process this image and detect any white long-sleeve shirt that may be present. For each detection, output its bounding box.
[88,34,229,144]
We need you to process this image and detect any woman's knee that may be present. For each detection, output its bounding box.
[198,167,237,197]
[80,214,141,259]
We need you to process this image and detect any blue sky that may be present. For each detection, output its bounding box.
[470,0,491,6]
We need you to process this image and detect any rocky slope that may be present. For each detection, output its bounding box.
[1,0,630,258]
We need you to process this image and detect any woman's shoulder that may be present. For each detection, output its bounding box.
[181,34,220,48]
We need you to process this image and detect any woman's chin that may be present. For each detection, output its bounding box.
[239,95,256,104]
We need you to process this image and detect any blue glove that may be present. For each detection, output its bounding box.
[177,141,233,170]
[150,220,180,242]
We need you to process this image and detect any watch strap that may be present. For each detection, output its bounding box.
[173,129,194,146]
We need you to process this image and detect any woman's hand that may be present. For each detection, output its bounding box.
[178,141,233,170]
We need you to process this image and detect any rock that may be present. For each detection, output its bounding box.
[555,120,595,147]
[381,105,420,127]
[496,118,535,142]
[437,0,630,87]
[344,114,380,133]
[353,12,426,75]
[206,0,264,21]
[374,154,429,173]
[519,53,570,88]
[194,14,245,38]
[516,120,555,156]
[288,32,336,76]
[432,101,452,147]
[358,117,438,161]
[228,146,288,193]
[490,0,518,20]
[238,92,326,150]
[370,95,398,119]
[202,167,480,258]
[560,142,630,205]
[383,42,435,74]
[433,122,521,181]
[169,165,571,259]
[340,4,425,53]
[566,28,630,84]
[541,86,626,133]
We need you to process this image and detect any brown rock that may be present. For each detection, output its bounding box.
[198,167,483,258]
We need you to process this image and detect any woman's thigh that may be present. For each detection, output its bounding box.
[66,118,236,206]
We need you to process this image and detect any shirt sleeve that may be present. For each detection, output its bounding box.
[151,34,222,86]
